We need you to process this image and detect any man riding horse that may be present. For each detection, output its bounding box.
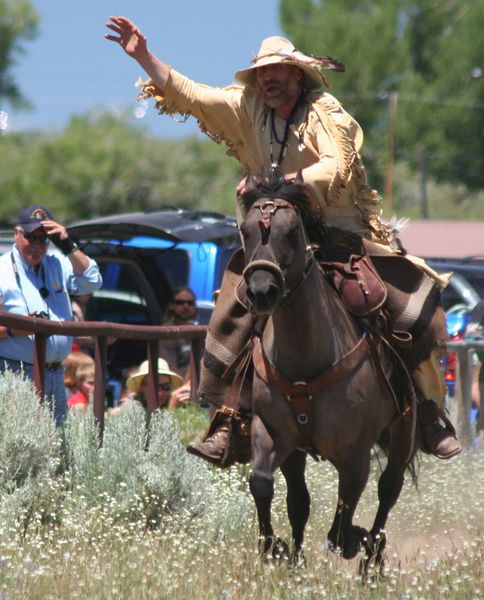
[105,18,461,463]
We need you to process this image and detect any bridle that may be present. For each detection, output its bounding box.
[242,198,314,301]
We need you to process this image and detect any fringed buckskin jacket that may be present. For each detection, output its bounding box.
[137,68,388,240]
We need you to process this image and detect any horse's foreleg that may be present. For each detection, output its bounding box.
[280,450,309,563]
[249,469,276,551]
[327,451,371,560]
[250,415,292,562]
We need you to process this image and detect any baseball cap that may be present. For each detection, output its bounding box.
[16,205,54,233]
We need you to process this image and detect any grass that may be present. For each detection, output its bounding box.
[0,371,482,599]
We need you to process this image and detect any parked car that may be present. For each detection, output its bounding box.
[426,258,484,312]
[67,208,240,375]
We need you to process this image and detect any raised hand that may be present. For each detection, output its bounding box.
[105,16,148,59]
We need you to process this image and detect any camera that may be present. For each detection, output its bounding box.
[32,310,49,319]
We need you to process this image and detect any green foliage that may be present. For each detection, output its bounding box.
[0,0,39,108]
[0,372,249,544]
[280,0,484,193]
[0,371,61,532]
[0,111,240,224]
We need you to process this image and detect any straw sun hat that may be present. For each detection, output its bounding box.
[234,36,345,91]
[127,358,184,395]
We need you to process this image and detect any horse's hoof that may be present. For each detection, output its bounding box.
[272,538,290,562]
[290,549,306,567]
[341,539,360,559]
[261,536,290,563]
[342,526,368,560]
[359,531,387,581]
[359,556,386,582]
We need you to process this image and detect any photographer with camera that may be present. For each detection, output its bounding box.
[0,205,102,425]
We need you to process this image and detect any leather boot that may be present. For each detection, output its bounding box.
[187,411,232,467]
[418,399,462,459]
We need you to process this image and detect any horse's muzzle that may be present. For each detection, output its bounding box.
[243,259,285,315]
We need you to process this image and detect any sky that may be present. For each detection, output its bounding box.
[6,0,283,138]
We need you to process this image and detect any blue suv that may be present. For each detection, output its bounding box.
[68,208,240,371]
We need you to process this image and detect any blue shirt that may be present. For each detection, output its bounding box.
[0,245,102,363]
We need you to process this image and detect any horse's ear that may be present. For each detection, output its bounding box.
[244,174,258,194]
[294,170,304,185]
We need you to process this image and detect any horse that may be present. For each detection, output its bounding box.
[238,174,416,572]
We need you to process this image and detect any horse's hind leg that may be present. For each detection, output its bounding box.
[280,450,309,563]
[327,450,371,560]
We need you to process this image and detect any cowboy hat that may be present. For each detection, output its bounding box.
[234,36,345,91]
[127,358,184,394]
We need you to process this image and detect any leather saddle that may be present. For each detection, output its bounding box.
[321,254,387,317]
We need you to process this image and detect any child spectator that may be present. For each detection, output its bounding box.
[63,351,95,399]
[67,362,96,412]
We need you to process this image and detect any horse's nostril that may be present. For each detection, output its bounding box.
[266,284,279,305]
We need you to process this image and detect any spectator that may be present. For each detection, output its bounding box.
[159,286,198,378]
[70,293,95,353]
[0,204,102,425]
[67,362,96,413]
[63,351,95,399]
[125,358,184,410]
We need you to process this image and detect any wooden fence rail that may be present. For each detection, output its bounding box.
[0,311,207,439]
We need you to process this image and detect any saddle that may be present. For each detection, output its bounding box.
[320,254,387,317]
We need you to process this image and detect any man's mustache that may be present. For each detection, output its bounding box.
[262,79,282,89]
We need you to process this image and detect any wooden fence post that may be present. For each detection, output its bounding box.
[94,336,108,440]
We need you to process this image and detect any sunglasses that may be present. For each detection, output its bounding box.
[173,299,195,306]
[158,382,172,391]
[21,230,49,244]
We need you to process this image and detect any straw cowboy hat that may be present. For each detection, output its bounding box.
[234,36,346,91]
[127,358,184,395]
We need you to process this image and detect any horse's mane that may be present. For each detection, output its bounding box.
[240,173,366,257]
[240,175,310,213]
[240,174,327,241]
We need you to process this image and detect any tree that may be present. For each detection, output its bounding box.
[0,111,240,224]
[279,0,484,194]
[0,0,39,108]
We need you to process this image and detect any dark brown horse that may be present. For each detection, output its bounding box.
[239,175,416,571]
